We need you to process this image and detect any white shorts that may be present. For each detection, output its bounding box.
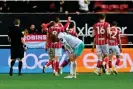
[109,46,120,56]
[48,48,62,59]
[96,44,109,55]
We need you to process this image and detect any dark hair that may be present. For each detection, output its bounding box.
[111,21,117,26]
[14,19,20,25]
[54,17,60,23]
[69,22,74,28]
[99,14,106,20]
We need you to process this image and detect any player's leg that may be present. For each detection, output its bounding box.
[108,47,113,74]
[59,51,70,74]
[42,48,54,73]
[9,59,16,76]
[102,45,109,75]
[65,42,84,78]
[17,46,24,76]
[94,45,103,75]
[113,46,121,74]
[53,48,62,76]
[18,58,23,76]
[103,57,109,75]
[9,48,16,76]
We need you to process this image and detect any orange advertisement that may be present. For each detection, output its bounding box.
[77,48,133,72]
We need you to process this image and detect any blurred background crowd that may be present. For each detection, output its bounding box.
[1,0,133,35]
[0,0,133,13]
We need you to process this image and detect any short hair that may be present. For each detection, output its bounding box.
[14,19,20,25]
[54,17,60,23]
[111,21,118,26]
[99,14,106,20]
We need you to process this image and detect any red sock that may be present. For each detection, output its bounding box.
[109,61,112,68]
[61,60,70,68]
[51,60,54,70]
[115,59,120,66]
[97,60,102,68]
[45,60,52,67]
[52,60,56,72]
[105,64,107,69]
[55,61,59,72]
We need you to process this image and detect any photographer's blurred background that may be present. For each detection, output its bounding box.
[0,1,132,13]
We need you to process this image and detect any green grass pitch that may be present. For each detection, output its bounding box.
[0,73,132,89]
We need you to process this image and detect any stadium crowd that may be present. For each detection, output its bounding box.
[0,1,133,13]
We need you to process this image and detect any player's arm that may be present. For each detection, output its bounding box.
[61,17,71,31]
[118,33,122,52]
[41,21,53,31]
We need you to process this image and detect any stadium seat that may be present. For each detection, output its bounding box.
[95,4,109,12]
[120,4,128,12]
[109,4,120,12]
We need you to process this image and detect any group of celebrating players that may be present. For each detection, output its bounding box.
[41,16,84,78]
[8,13,122,78]
[92,14,122,76]
[41,13,122,78]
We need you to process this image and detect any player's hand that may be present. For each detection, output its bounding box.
[68,17,71,22]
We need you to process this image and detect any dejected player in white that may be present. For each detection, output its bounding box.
[57,32,84,78]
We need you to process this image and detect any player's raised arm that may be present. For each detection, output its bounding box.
[61,17,71,31]
[41,21,54,31]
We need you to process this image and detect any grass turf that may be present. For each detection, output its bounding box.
[0,73,132,89]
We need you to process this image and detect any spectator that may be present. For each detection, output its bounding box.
[78,0,90,13]
[0,1,10,12]
[28,24,38,34]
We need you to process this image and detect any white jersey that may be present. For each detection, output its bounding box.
[58,32,82,53]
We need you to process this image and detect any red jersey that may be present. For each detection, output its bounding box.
[93,22,110,45]
[108,27,120,46]
[47,21,70,48]
[67,28,78,37]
